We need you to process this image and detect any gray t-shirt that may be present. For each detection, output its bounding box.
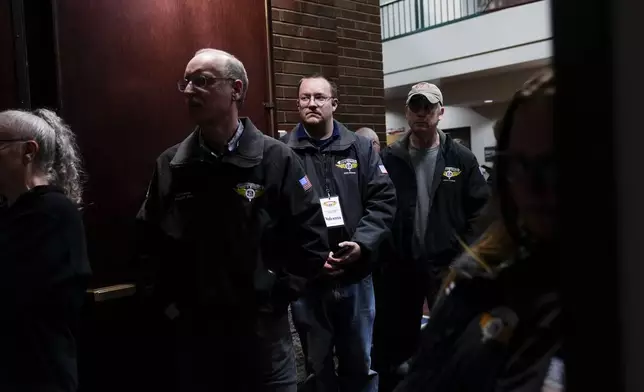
[410,144,440,259]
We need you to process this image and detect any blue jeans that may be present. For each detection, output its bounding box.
[292,275,378,392]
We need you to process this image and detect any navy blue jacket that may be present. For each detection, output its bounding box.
[282,121,397,284]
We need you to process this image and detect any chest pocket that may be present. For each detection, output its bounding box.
[331,150,363,199]
[213,167,274,240]
[164,165,274,242]
[334,156,360,176]
[162,166,204,240]
[227,178,275,239]
[437,163,466,220]
[441,165,464,184]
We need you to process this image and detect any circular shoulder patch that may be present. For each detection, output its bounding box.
[479,307,519,344]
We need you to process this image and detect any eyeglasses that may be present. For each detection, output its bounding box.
[298,95,333,106]
[177,75,234,92]
[0,138,29,151]
[497,152,556,189]
[0,138,29,144]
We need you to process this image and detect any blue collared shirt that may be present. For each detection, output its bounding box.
[297,121,340,150]
[199,120,244,158]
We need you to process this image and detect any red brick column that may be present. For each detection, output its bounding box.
[271,0,386,142]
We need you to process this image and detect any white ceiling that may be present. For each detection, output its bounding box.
[384,58,551,108]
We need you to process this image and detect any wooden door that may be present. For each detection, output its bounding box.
[52,0,273,285]
[0,1,17,109]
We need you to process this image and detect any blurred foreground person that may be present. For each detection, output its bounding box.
[0,109,91,391]
[136,49,328,391]
[395,69,561,392]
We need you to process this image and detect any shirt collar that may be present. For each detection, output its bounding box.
[199,120,244,158]
[296,121,340,144]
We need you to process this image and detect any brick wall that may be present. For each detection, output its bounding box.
[271,0,386,142]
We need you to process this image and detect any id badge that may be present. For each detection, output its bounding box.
[320,196,345,228]
[542,357,565,392]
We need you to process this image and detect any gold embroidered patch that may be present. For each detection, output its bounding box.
[234,182,265,202]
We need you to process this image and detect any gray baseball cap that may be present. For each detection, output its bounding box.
[406,82,443,105]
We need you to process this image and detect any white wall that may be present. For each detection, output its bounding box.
[437,66,549,106]
[382,0,552,89]
[386,101,500,164]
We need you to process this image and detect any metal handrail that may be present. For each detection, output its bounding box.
[380,0,540,41]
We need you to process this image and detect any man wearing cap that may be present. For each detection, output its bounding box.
[372,82,489,391]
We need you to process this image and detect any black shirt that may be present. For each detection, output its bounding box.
[0,185,91,391]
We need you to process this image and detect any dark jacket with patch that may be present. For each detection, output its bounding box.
[281,121,397,284]
[0,186,91,391]
[394,250,563,392]
[380,130,489,268]
[136,118,329,317]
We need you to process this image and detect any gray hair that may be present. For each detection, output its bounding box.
[355,127,379,143]
[195,48,249,107]
[0,109,83,204]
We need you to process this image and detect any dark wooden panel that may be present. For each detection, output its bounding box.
[0,1,17,109]
[53,0,272,285]
[23,0,58,109]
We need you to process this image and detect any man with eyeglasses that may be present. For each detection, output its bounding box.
[372,82,489,391]
[355,127,381,154]
[136,49,329,391]
[281,74,396,392]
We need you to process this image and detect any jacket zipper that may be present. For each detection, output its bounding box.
[318,147,332,197]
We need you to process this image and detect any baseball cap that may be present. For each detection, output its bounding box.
[406,82,443,105]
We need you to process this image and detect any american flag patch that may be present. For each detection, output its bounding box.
[379,164,388,174]
[299,175,312,191]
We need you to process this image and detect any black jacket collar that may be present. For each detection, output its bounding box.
[170,117,264,168]
[389,129,449,161]
[387,129,452,198]
[286,120,357,152]
[9,185,64,208]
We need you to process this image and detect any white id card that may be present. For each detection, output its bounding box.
[320,196,345,228]
[542,357,565,392]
